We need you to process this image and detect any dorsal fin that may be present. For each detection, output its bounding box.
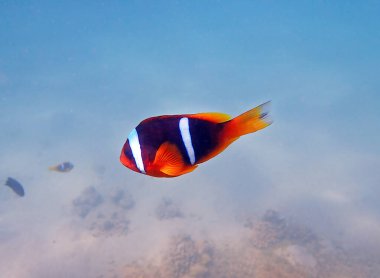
[188,112,231,123]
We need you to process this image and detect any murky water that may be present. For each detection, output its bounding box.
[1,2,379,277]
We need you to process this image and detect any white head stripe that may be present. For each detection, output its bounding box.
[179,117,196,165]
[128,128,145,173]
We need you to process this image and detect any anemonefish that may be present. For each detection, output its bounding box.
[49,162,74,172]
[120,102,272,178]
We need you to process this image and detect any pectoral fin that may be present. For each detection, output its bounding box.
[153,142,197,177]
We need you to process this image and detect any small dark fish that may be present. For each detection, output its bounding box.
[49,161,74,172]
[5,177,25,197]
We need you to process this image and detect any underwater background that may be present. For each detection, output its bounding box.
[1,1,380,277]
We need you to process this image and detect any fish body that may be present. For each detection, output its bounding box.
[49,162,74,172]
[120,102,271,178]
[5,177,25,197]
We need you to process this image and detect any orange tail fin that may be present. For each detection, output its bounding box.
[223,101,272,140]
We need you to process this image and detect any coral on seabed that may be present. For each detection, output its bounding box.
[122,262,159,278]
[72,186,103,218]
[161,234,213,278]
[119,209,377,278]
[122,235,214,278]
[72,186,135,236]
[109,188,135,210]
[248,209,318,250]
[155,198,184,220]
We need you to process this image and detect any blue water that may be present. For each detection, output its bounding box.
[1,2,380,277]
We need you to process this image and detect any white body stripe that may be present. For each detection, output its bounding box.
[179,117,196,165]
[128,128,145,173]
